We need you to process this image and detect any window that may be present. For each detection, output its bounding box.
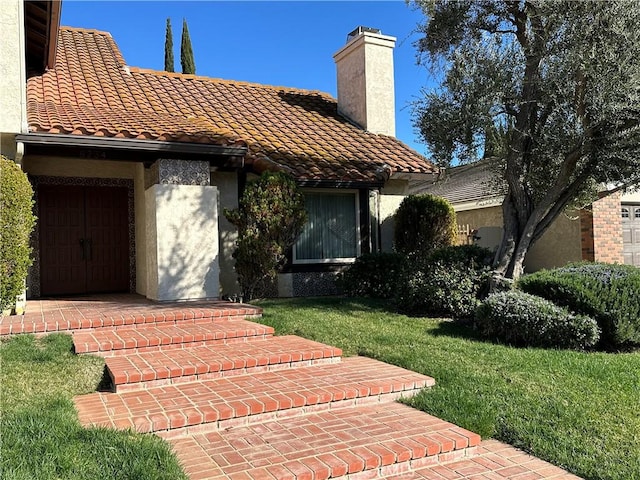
[622,208,630,218]
[635,208,640,219]
[294,191,359,263]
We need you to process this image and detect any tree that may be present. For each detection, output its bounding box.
[164,18,174,72]
[412,0,640,281]
[180,18,195,75]
[224,172,307,301]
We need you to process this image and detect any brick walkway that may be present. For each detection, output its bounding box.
[1,295,582,479]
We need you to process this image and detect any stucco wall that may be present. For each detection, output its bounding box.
[22,156,136,179]
[145,184,219,301]
[334,32,396,136]
[0,0,26,152]
[211,171,240,296]
[455,205,582,272]
[379,179,410,252]
[134,164,147,295]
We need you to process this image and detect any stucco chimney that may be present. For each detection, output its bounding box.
[333,26,396,137]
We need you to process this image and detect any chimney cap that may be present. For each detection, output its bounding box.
[346,26,382,43]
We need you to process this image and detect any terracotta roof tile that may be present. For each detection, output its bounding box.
[27,27,437,183]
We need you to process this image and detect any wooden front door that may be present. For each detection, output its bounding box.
[39,185,129,296]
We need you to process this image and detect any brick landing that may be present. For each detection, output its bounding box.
[1,295,581,479]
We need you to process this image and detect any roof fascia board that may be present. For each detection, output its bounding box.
[296,179,384,189]
[16,133,247,157]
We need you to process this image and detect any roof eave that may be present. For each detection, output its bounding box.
[16,133,248,157]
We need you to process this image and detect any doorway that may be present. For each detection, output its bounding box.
[38,185,130,295]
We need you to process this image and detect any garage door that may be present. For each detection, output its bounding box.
[622,204,640,266]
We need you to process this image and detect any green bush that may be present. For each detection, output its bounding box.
[475,291,600,350]
[224,171,307,301]
[338,252,408,299]
[393,245,492,318]
[518,263,640,348]
[393,194,456,256]
[1,156,36,311]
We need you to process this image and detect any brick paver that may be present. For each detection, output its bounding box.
[106,335,342,392]
[0,294,261,336]
[169,402,479,480]
[74,356,434,434]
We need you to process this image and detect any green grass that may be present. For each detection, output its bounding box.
[0,334,187,480]
[256,297,640,480]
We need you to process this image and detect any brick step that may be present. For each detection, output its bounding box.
[73,356,434,436]
[169,401,480,480]
[106,335,343,392]
[381,440,582,479]
[72,319,273,355]
[0,302,261,336]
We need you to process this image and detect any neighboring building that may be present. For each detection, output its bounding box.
[5,3,439,301]
[421,159,634,272]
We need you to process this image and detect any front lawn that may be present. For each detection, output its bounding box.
[257,297,640,480]
[0,334,187,480]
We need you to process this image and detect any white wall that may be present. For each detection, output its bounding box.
[0,0,26,159]
[211,171,240,296]
[379,179,410,252]
[145,184,219,301]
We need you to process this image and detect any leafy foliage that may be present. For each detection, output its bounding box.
[393,194,456,256]
[412,0,640,279]
[180,18,195,74]
[0,156,36,311]
[519,263,640,348]
[475,290,600,350]
[338,252,408,299]
[393,245,492,318]
[164,18,174,72]
[224,171,306,300]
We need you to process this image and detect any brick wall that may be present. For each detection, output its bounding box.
[585,191,624,264]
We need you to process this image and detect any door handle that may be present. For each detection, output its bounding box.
[79,239,92,260]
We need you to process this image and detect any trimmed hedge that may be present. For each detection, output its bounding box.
[393,194,456,256]
[338,252,408,299]
[1,156,36,311]
[393,245,493,318]
[519,263,640,348]
[475,291,600,350]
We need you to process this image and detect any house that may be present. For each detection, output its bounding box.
[420,159,639,272]
[1,0,439,301]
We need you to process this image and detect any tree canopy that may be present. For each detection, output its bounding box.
[412,0,640,279]
[164,18,174,73]
[180,18,196,75]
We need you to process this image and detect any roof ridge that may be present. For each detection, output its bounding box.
[59,26,113,37]
[128,66,335,98]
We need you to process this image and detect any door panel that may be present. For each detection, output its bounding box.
[622,204,640,267]
[39,185,129,295]
[39,186,87,295]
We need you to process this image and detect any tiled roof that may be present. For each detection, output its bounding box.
[27,27,437,183]
[419,160,504,204]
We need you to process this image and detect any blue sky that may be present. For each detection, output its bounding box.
[60,1,435,155]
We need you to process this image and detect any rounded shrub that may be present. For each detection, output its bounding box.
[518,262,640,348]
[475,290,600,350]
[393,194,456,257]
[393,245,493,319]
[0,156,36,311]
[338,252,408,299]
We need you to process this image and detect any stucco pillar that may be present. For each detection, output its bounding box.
[145,160,219,301]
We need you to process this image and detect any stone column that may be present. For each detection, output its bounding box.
[145,159,219,301]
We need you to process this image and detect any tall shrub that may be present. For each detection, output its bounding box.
[0,156,36,311]
[393,194,456,257]
[180,18,195,74]
[224,172,306,301]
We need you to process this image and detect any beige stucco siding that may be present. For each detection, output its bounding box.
[212,171,240,296]
[455,205,582,272]
[22,156,136,179]
[379,179,410,252]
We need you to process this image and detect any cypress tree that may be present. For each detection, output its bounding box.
[180,18,196,75]
[164,18,174,72]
